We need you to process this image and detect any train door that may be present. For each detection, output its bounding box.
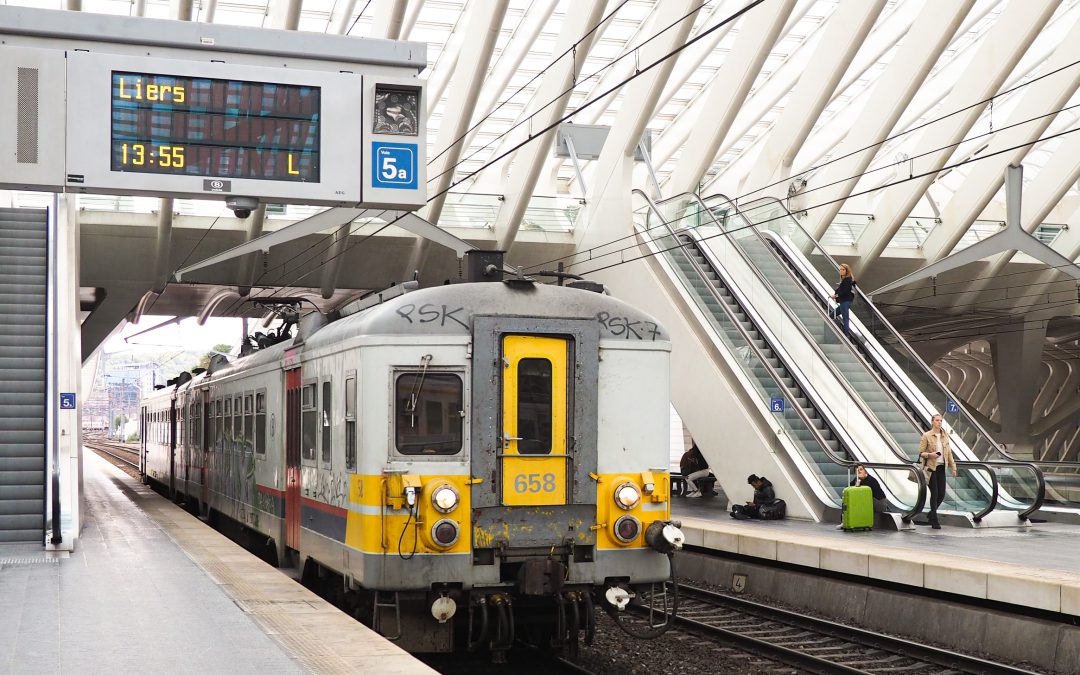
[201,390,210,511]
[285,368,302,550]
[140,406,147,476]
[500,335,570,506]
[169,399,177,499]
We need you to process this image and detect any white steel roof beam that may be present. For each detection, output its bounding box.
[407,0,511,274]
[918,10,1080,264]
[493,0,609,252]
[648,0,813,172]
[739,0,886,199]
[852,0,1057,277]
[574,0,702,251]
[373,0,409,40]
[802,0,976,239]
[327,0,359,35]
[664,0,795,196]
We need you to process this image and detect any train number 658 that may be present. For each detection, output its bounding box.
[513,473,556,493]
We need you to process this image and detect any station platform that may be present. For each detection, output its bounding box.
[672,498,1080,617]
[0,451,434,674]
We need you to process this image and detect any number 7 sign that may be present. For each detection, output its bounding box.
[371,142,418,190]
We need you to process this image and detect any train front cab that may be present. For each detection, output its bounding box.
[467,315,679,650]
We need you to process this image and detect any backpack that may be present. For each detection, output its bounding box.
[759,499,786,520]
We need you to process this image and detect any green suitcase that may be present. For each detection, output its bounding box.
[842,485,874,531]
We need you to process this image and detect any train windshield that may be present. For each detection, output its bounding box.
[395,372,463,455]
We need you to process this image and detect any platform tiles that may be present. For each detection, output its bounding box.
[0,451,435,675]
[672,504,1080,617]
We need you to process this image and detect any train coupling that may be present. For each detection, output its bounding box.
[645,520,685,554]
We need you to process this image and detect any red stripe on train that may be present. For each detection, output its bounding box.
[301,496,349,518]
[257,484,286,498]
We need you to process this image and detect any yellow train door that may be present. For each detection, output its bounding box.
[501,335,569,506]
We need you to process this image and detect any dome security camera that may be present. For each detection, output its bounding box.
[226,196,259,219]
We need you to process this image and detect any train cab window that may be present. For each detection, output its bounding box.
[244,394,254,453]
[394,372,463,456]
[234,396,243,451]
[517,358,553,455]
[255,392,267,455]
[345,376,356,472]
[321,381,332,468]
[301,383,317,463]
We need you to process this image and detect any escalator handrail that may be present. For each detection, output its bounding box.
[726,195,1048,518]
[732,196,1052,463]
[633,189,928,522]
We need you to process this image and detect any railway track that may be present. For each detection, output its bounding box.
[85,435,140,470]
[665,583,1041,675]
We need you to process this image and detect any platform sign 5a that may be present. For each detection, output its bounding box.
[945,399,960,415]
[770,397,785,413]
[371,142,418,189]
[60,393,76,409]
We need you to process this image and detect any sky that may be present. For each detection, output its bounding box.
[104,315,249,356]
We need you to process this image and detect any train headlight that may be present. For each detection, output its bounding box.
[432,485,459,513]
[614,482,641,510]
[431,519,460,547]
[613,515,641,543]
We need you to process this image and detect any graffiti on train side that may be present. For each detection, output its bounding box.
[303,468,349,508]
[395,303,470,330]
[596,311,663,340]
[209,431,260,528]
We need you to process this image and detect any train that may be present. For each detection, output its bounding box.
[139,255,684,654]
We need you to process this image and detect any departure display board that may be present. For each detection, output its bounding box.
[110,72,321,182]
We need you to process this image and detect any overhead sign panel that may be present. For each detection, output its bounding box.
[0,7,427,211]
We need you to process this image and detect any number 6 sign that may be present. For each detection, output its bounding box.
[371,142,418,189]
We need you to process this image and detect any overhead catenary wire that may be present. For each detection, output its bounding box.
[566,124,1080,279]
[199,0,765,316]
[172,1,1080,326]
[424,0,749,187]
[523,99,1080,274]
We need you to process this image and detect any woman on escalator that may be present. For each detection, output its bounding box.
[833,264,857,338]
[918,414,959,529]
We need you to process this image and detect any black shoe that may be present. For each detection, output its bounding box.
[931,520,941,530]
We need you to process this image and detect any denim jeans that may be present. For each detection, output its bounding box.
[838,300,852,336]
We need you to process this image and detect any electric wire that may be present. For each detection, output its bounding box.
[522,99,1080,273]
[425,0,633,166]
[566,125,1080,279]
[196,0,762,317]
[345,0,373,37]
[424,0,742,187]
[169,1,1080,328]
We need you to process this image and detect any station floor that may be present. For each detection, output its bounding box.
[0,452,434,674]
[672,496,1080,616]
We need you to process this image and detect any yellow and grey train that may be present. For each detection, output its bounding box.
[140,266,683,653]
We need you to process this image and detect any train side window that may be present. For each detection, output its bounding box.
[301,383,317,463]
[233,396,243,452]
[394,372,463,456]
[244,394,254,453]
[321,381,332,468]
[255,392,266,456]
[345,375,356,472]
[216,400,224,451]
[517,358,553,455]
[207,398,216,452]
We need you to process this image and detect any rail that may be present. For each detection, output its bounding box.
[731,195,1048,520]
[633,189,927,522]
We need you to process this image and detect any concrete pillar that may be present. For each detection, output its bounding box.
[990,319,1047,454]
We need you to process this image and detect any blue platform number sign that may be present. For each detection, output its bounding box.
[60,393,77,410]
[770,397,785,413]
[945,399,960,415]
[371,142,418,190]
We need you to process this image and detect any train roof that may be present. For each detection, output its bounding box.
[307,280,670,346]
[150,281,670,395]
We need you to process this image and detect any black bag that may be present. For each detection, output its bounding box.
[759,499,786,520]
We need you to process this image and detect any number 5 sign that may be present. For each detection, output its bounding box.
[371,142,418,190]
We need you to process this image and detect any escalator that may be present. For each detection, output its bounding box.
[635,191,926,523]
[716,196,1047,522]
